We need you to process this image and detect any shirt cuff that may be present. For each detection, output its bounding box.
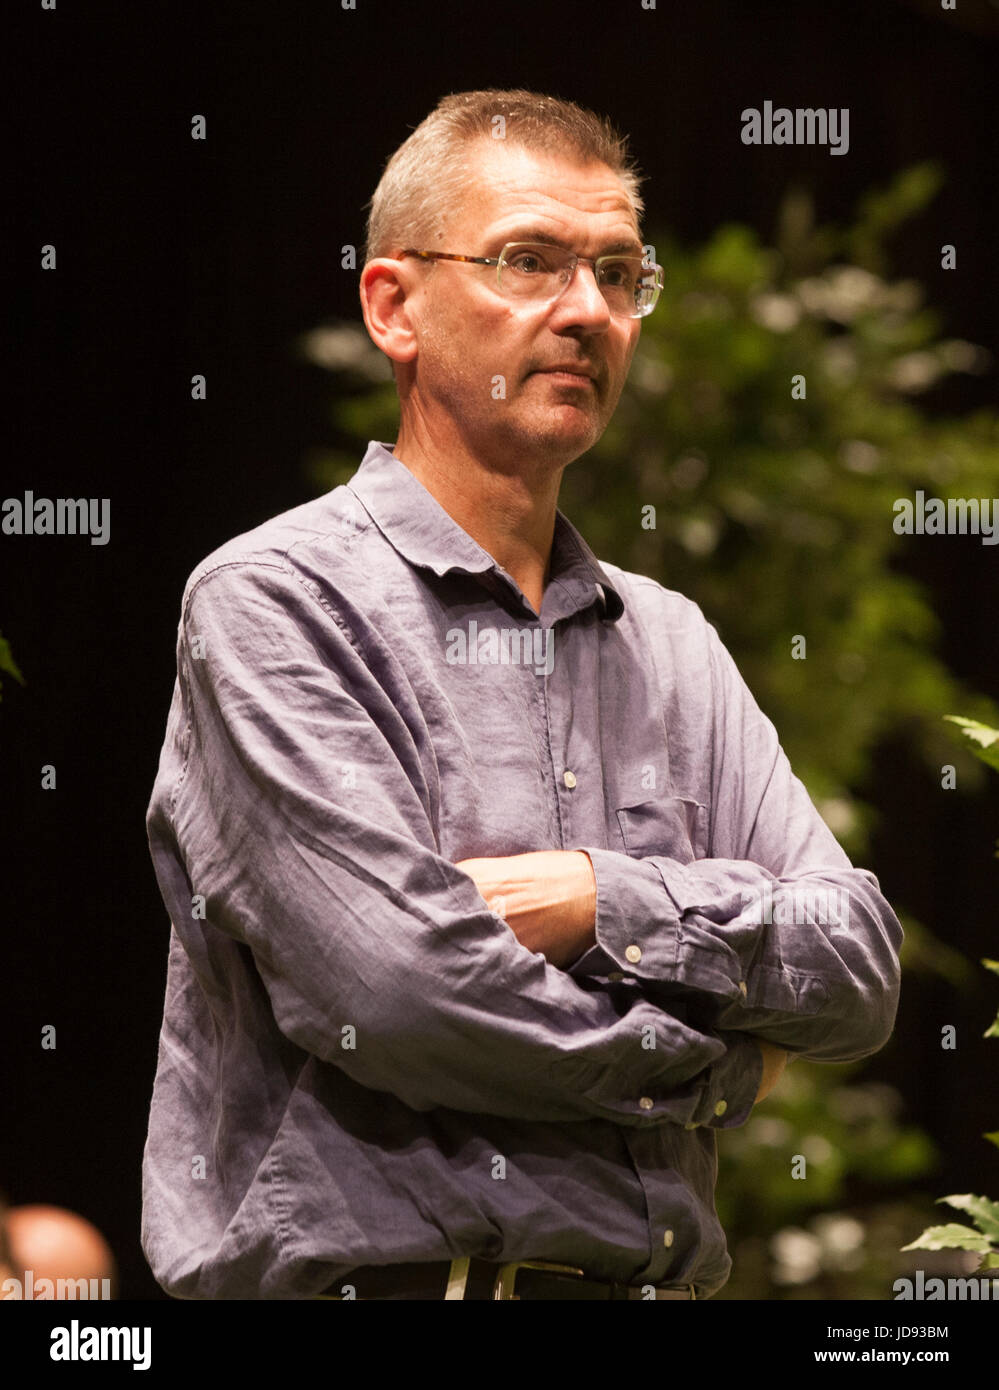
[688,1032,763,1129]
[547,1022,763,1132]
[577,846,743,1003]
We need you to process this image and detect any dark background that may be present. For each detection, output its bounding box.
[4,0,998,1300]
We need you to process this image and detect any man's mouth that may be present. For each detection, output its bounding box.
[532,366,597,387]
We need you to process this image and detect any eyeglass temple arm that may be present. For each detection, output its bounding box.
[400,250,500,266]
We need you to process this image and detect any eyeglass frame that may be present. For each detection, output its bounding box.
[398,242,664,319]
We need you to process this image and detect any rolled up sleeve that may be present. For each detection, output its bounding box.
[573,619,902,1063]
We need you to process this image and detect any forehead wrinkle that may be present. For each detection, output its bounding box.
[478,195,640,257]
[488,224,643,253]
[482,214,642,262]
[483,177,634,222]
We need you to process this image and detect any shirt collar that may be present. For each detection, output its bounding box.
[346,441,624,623]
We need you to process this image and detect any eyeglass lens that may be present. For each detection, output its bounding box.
[498,244,658,316]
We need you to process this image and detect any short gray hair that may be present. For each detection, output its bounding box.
[363,89,645,264]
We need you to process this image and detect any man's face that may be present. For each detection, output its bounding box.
[403,140,644,472]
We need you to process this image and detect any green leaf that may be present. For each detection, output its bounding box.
[901,1223,993,1253]
[943,716,999,772]
[984,1132,999,1151]
[0,631,25,683]
[985,1012,999,1040]
[982,959,999,979]
[980,1252,999,1270]
[938,1194,999,1241]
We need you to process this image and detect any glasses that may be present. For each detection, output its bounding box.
[399,242,664,319]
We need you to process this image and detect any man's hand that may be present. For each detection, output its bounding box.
[456,850,597,969]
[754,1039,788,1103]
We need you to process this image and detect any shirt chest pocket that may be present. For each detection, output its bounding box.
[614,796,708,866]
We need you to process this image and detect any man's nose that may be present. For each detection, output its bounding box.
[552,260,612,329]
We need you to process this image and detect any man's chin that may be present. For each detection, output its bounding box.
[534,407,604,457]
[483,401,606,467]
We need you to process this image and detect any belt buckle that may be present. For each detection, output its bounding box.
[492,1259,586,1301]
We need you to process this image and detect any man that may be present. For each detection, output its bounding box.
[141,90,902,1300]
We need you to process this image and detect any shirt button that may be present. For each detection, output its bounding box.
[663,1229,675,1248]
[639,1096,654,1111]
[625,944,642,964]
[563,770,577,789]
[739,980,748,997]
[714,1100,728,1117]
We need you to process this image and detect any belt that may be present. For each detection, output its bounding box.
[316,1257,696,1301]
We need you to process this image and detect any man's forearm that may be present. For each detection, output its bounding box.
[457,850,786,1103]
[455,850,598,968]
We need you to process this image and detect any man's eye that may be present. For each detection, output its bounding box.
[599,261,634,288]
[508,251,551,274]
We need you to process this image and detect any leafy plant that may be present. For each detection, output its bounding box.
[0,631,24,702]
[944,716,999,778]
[901,720,999,1271]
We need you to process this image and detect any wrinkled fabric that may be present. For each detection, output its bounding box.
[141,440,902,1299]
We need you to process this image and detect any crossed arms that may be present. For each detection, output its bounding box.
[154,560,901,1134]
[456,848,790,1103]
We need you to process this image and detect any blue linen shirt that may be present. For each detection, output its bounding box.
[141,440,902,1299]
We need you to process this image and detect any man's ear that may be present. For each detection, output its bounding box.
[360,258,419,366]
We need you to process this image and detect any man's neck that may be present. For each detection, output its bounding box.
[392,428,563,617]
